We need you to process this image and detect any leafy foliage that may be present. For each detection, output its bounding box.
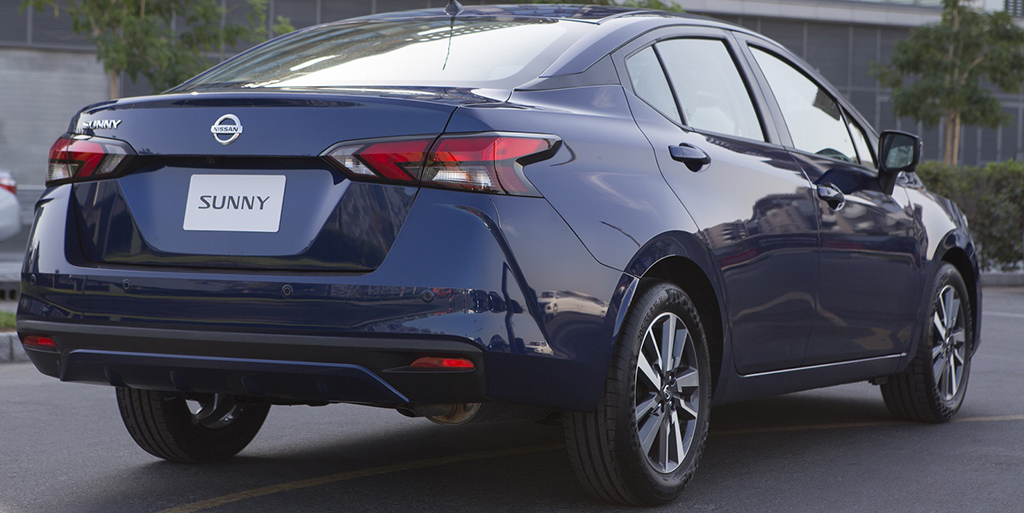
[873,0,1024,165]
[916,160,1024,270]
[22,0,293,97]
[0,311,14,332]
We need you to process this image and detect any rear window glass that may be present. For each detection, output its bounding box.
[177,18,593,91]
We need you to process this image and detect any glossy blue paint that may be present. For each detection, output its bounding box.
[18,5,980,416]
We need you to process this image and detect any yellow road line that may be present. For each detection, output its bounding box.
[153,443,562,513]
[712,414,1024,437]
[156,415,1024,513]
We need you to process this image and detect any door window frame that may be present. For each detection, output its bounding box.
[734,33,881,172]
[613,26,785,147]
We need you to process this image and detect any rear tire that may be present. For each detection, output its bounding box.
[564,282,711,505]
[881,263,972,423]
[116,388,270,463]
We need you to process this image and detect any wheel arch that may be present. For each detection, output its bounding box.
[638,255,724,393]
[614,231,726,395]
[938,244,980,354]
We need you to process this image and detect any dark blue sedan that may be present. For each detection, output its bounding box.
[18,4,979,506]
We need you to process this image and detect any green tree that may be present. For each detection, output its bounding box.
[873,0,1024,166]
[22,0,294,99]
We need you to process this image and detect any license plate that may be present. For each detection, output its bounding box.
[183,174,286,232]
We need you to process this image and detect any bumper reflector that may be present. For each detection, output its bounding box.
[410,357,475,369]
[23,336,56,348]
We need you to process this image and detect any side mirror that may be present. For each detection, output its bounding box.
[877,130,921,195]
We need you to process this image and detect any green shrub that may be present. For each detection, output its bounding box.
[915,160,1024,270]
[0,311,14,332]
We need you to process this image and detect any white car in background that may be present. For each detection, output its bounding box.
[0,169,20,241]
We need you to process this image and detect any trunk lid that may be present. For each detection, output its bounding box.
[68,90,478,272]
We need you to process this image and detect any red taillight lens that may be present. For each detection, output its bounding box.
[0,175,15,195]
[410,357,475,369]
[326,138,429,184]
[22,336,56,348]
[46,134,135,186]
[324,133,559,196]
[423,135,556,195]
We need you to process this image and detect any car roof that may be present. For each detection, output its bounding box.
[346,4,729,28]
[337,4,766,78]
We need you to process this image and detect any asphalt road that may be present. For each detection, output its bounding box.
[1,288,1023,513]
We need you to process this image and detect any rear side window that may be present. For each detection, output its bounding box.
[656,38,764,141]
[750,47,858,163]
[177,18,593,91]
[625,47,682,125]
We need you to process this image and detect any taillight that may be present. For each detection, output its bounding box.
[22,335,56,348]
[326,138,428,184]
[46,134,135,186]
[324,133,560,196]
[410,356,475,369]
[0,174,14,195]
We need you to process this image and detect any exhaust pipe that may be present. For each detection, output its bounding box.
[396,402,551,425]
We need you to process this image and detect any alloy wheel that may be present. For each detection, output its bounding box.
[634,312,702,474]
[932,284,967,401]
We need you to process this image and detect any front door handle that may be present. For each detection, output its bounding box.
[669,143,711,172]
[816,183,846,211]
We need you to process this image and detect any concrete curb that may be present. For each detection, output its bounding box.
[0,332,27,364]
[980,273,1024,288]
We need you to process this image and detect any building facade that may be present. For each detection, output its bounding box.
[2,0,1022,225]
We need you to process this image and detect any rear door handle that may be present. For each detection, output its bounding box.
[816,183,846,211]
[669,143,711,172]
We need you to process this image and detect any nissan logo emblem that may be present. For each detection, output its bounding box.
[211,114,243,145]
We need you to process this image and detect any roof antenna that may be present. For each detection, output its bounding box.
[442,0,462,70]
[445,0,463,16]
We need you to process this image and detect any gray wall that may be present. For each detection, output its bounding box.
[713,13,1024,164]
[0,48,107,223]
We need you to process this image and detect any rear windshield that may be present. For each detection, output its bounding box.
[177,17,593,91]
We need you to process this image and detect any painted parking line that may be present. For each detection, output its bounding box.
[711,414,1024,437]
[153,443,563,513]
[156,415,1024,513]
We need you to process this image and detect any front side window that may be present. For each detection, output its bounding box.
[656,38,764,141]
[750,47,857,162]
[847,114,876,167]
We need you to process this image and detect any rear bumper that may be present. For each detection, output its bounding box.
[19,320,483,406]
[17,184,629,412]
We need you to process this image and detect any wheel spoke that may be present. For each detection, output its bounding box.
[659,410,671,470]
[637,352,661,390]
[645,327,663,375]
[673,328,689,373]
[932,351,949,387]
[635,395,658,422]
[671,410,685,463]
[932,311,946,340]
[943,290,960,332]
[675,368,700,391]
[638,411,660,455]
[951,328,967,349]
[948,356,959,397]
[678,397,699,420]
[661,314,676,373]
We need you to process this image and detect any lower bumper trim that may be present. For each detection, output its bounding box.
[62,349,410,406]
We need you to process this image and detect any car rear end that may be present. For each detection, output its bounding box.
[16,11,622,413]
